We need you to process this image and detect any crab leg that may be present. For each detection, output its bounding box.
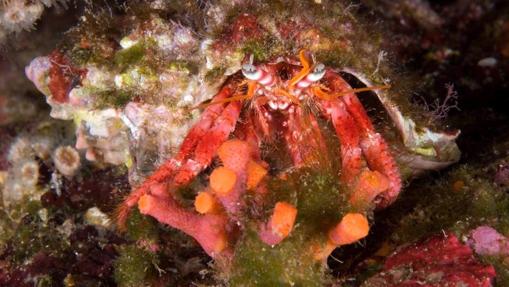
[325,71,401,206]
[133,101,242,256]
[116,85,235,227]
[172,101,242,185]
[318,97,363,185]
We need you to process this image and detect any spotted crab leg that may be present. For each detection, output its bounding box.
[325,70,402,206]
[317,95,363,185]
[116,84,236,228]
[172,101,242,185]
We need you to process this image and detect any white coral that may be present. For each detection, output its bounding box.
[53,145,81,177]
[0,1,44,33]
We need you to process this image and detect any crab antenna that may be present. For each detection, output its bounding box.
[312,84,391,101]
[191,81,258,110]
[289,49,313,87]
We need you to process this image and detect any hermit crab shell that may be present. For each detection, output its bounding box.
[341,68,460,178]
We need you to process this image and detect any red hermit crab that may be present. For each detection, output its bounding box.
[116,49,401,258]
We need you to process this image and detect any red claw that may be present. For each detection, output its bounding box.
[323,70,402,207]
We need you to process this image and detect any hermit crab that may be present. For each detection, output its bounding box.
[116,49,408,258]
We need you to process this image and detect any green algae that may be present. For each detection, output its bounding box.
[114,43,146,69]
[126,208,159,242]
[266,168,349,233]
[205,66,226,82]
[95,89,135,109]
[9,210,69,264]
[35,275,53,287]
[241,37,284,62]
[231,168,350,285]
[114,245,158,287]
[389,165,509,244]
[230,228,328,287]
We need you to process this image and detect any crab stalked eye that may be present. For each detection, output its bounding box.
[308,63,326,82]
[242,64,262,80]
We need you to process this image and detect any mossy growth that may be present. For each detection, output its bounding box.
[390,165,509,244]
[264,168,349,233]
[167,60,198,75]
[125,208,159,242]
[114,42,146,70]
[205,66,226,82]
[8,210,69,264]
[35,275,53,287]
[241,36,284,62]
[0,209,15,247]
[230,228,328,287]
[232,168,349,286]
[113,245,158,287]
[95,89,135,109]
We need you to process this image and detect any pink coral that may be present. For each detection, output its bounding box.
[365,233,496,287]
[468,226,509,256]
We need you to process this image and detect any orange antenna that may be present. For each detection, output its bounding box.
[289,49,313,87]
[191,81,258,110]
[335,84,391,96]
[313,84,391,101]
[273,87,300,105]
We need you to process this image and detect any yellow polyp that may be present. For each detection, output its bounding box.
[217,139,251,168]
[137,194,153,214]
[270,202,298,238]
[194,191,218,214]
[0,171,6,185]
[374,241,394,257]
[412,146,437,157]
[210,166,237,195]
[213,232,228,254]
[329,213,370,246]
[349,170,390,206]
[311,240,337,261]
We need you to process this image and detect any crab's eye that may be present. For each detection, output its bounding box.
[308,63,326,82]
[242,64,261,80]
